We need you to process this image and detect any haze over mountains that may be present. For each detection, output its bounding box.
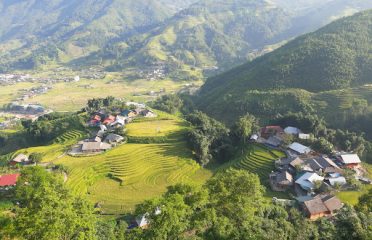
[0,0,371,76]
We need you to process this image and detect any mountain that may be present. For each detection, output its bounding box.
[97,0,293,74]
[196,10,372,122]
[0,0,371,75]
[95,0,372,77]
[0,0,195,71]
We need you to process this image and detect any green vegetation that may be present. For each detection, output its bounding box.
[198,10,372,123]
[219,144,285,185]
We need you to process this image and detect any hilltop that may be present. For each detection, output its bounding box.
[197,10,372,122]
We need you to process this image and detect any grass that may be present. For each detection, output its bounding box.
[336,163,372,205]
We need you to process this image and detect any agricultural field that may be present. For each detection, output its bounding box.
[0,129,88,165]
[312,85,372,121]
[54,115,211,215]
[217,144,286,185]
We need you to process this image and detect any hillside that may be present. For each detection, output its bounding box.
[1,0,371,77]
[197,10,372,122]
[97,0,372,76]
[0,0,191,71]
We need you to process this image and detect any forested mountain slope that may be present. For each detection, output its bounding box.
[197,10,372,122]
[0,0,191,71]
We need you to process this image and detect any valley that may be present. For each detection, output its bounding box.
[0,1,372,239]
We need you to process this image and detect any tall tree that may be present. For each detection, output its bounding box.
[12,167,97,240]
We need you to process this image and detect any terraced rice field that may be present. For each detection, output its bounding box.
[1,130,87,163]
[220,144,285,185]
[313,85,372,116]
[56,142,211,214]
[126,119,187,137]
[54,115,210,214]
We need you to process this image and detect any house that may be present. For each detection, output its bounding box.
[110,116,126,127]
[128,111,138,118]
[339,154,361,168]
[261,126,284,139]
[284,126,301,135]
[265,136,282,147]
[10,154,30,166]
[303,197,329,220]
[328,176,347,187]
[0,173,20,189]
[299,133,311,140]
[295,172,324,191]
[89,115,102,126]
[289,157,305,169]
[105,134,124,144]
[135,213,149,229]
[270,171,294,191]
[289,142,311,155]
[103,115,116,125]
[142,109,157,118]
[81,142,111,153]
[250,134,259,141]
[121,110,130,117]
[305,157,339,173]
[303,195,343,220]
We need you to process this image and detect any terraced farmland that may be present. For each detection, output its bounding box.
[55,115,211,214]
[221,144,285,185]
[0,129,87,164]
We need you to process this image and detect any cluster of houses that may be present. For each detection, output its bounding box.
[138,66,166,81]
[253,125,369,220]
[0,73,33,86]
[17,85,52,101]
[71,102,156,155]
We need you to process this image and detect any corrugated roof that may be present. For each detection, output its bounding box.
[0,173,20,187]
[340,154,361,164]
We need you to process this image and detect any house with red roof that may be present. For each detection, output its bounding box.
[103,115,116,125]
[0,173,20,189]
[261,126,284,139]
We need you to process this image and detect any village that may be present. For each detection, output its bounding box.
[253,125,372,220]
[70,101,157,155]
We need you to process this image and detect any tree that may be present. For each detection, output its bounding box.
[233,114,258,144]
[29,152,43,164]
[186,111,231,166]
[334,206,372,240]
[355,189,372,213]
[11,167,97,240]
[151,94,183,114]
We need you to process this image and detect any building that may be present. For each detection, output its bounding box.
[261,126,284,139]
[10,154,30,166]
[270,171,294,191]
[295,172,324,192]
[105,134,124,144]
[81,142,111,153]
[289,142,311,155]
[339,154,361,168]
[299,133,311,140]
[103,115,116,125]
[265,136,282,147]
[303,195,343,220]
[284,126,301,135]
[142,109,157,118]
[0,173,20,189]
